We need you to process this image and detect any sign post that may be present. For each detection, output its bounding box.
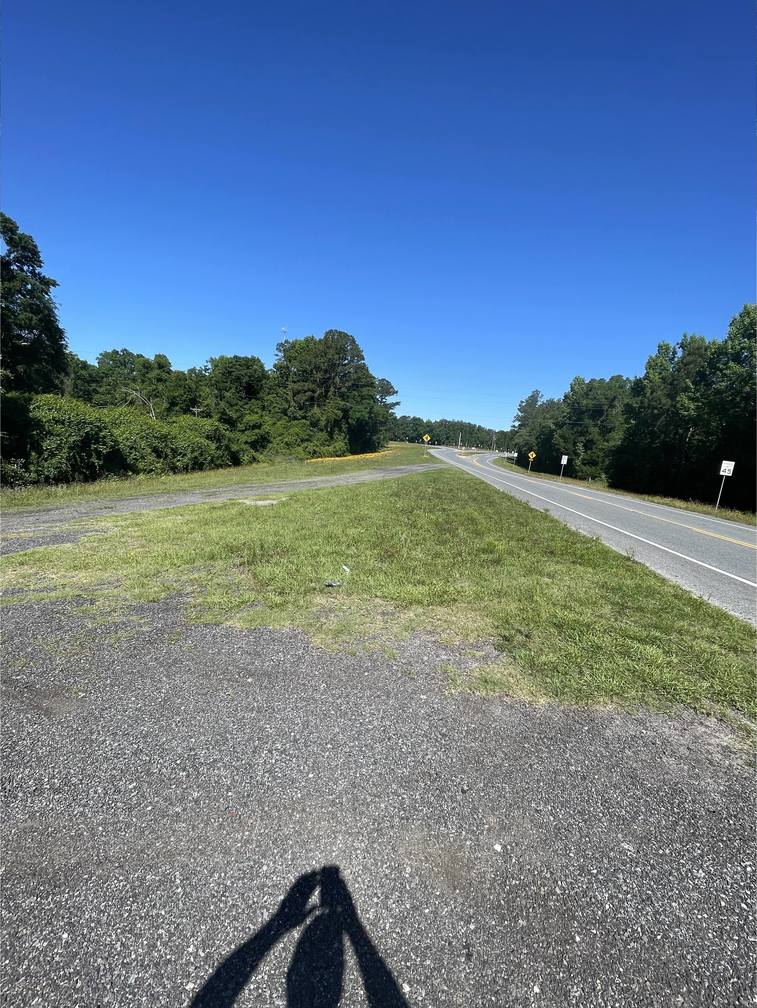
[527,450,536,473]
[422,432,431,456]
[559,455,568,480]
[716,460,734,510]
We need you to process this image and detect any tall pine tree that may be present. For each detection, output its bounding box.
[1,213,68,392]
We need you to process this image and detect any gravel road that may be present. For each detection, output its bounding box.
[1,463,438,554]
[2,598,754,1007]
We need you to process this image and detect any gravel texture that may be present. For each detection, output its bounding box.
[2,598,754,1007]
[0,526,108,556]
[1,464,439,547]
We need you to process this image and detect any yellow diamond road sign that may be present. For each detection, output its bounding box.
[528,451,536,460]
[422,434,431,443]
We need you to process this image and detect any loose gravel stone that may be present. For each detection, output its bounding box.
[2,598,754,1007]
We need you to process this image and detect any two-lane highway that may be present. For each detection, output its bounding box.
[433,447,757,624]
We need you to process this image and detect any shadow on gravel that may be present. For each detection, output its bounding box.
[191,865,409,1007]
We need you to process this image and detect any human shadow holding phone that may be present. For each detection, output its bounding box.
[191,865,409,1007]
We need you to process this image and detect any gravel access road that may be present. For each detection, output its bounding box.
[0,463,439,555]
[3,598,753,1007]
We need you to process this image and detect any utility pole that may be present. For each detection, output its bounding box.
[491,430,496,451]
[457,431,462,449]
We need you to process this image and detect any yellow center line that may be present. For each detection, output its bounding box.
[469,456,756,549]
[551,487,754,549]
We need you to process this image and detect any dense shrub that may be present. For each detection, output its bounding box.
[225,409,270,464]
[25,395,120,484]
[166,415,232,471]
[0,392,35,485]
[99,406,175,475]
[0,395,237,486]
[262,417,346,460]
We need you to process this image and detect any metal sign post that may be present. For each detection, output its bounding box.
[716,460,735,509]
[527,450,536,473]
[559,454,568,480]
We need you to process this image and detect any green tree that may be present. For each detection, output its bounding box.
[376,378,400,441]
[608,307,756,509]
[90,349,177,417]
[0,213,68,392]
[272,330,387,453]
[207,355,267,425]
[552,375,630,479]
[513,390,544,430]
[64,352,102,402]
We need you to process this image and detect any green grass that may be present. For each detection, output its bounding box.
[0,442,438,510]
[2,466,753,721]
[492,458,756,527]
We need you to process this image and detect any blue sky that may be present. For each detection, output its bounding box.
[5,1,754,428]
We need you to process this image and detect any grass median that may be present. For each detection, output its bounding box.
[2,466,753,722]
[0,442,437,510]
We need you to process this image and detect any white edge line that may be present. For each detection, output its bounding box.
[438,451,757,589]
[479,455,756,533]
[478,458,756,546]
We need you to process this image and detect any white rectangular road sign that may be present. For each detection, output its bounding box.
[561,455,568,466]
[720,460,735,477]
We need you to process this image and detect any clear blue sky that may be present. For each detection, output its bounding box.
[5,1,754,428]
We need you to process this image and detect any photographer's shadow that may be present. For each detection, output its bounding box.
[191,865,409,1007]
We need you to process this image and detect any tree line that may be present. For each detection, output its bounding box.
[508,306,756,510]
[389,305,755,511]
[2,212,753,507]
[388,415,510,450]
[0,213,398,486]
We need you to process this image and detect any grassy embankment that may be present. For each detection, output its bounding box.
[0,442,437,510]
[2,465,753,723]
[492,458,756,527]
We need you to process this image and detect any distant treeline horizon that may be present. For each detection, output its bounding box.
[2,211,754,510]
[391,304,756,511]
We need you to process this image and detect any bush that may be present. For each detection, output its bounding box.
[1,397,236,486]
[226,409,270,464]
[263,417,344,459]
[99,406,175,475]
[99,409,233,475]
[166,415,232,471]
[1,392,368,488]
[24,395,121,484]
[1,392,34,486]
[0,457,33,488]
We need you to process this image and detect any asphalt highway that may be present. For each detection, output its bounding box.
[433,448,757,624]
